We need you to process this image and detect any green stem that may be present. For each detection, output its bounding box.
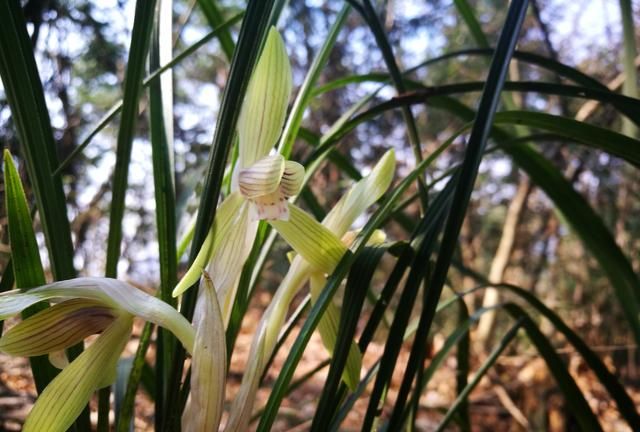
[619,0,638,137]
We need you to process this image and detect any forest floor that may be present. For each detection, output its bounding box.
[1,289,638,431]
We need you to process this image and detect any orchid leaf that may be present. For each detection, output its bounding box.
[0,299,115,357]
[3,150,60,391]
[270,204,347,274]
[23,315,133,432]
[237,26,292,167]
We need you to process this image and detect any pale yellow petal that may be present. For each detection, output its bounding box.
[0,278,195,355]
[238,154,285,198]
[237,27,292,167]
[206,202,258,326]
[23,315,133,432]
[182,277,226,432]
[270,204,347,273]
[0,299,115,357]
[280,160,305,198]
[323,149,396,236]
[173,192,245,297]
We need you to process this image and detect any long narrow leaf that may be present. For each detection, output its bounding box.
[166,2,278,426]
[105,0,157,277]
[388,1,529,425]
[3,151,59,393]
[0,1,76,281]
[196,0,235,60]
[148,1,177,427]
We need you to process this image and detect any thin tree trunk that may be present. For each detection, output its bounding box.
[476,177,532,346]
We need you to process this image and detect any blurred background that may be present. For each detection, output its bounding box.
[0,0,638,430]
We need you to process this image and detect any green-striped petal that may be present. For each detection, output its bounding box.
[225,257,310,432]
[270,204,347,273]
[206,201,258,325]
[237,27,292,167]
[310,273,362,390]
[238,154,285,198]
[183,277,226,431]
[23,315,133,432]
[280,160,305,198]
[173,192,245,297]
[323,149,396,236]
[0,299,115,357]
[0,278,195,355]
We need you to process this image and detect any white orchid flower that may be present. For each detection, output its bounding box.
[175,26,350,431]
[0,278,195,432]
[225,149,396,432]
[172,27,341,326]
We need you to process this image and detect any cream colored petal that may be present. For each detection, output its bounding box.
[250,190,289,222]
[323,149,396,236]
[0,278,195,355]
[238,154,285,198]
[173,192,245,297]
[23,315,133,432]
[237,27,292,167]
[0,299,115,357]
[280,160,305,198]
[206,201,258,326]
[48,350,69,369]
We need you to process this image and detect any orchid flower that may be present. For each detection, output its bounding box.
[175,26,353,430]
[172,27,341,326]
[225,149,396,431]
[0,278,195,432]
[0,152,197,432]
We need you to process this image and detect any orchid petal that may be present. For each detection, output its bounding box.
[182,276,226,432]
[0,278,195,355]
[238,154,285,198]
[206,202,258,326]
[0,299,115,357]
[280,160,305,198]
[23,315,133,432]
[48,350,69,369]
[249,192,290,222]
[323,149,396,236]
[270,204,347,273]
[310,273,362,390]
[225,257,310,432]
[237,27,292,167]
[173,192,245,297]
[223,336,266,432]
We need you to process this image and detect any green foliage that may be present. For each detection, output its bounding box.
[0,0,638,431]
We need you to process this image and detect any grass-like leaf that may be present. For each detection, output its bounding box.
[387,1,528,424]
[434,320,524,432]
[148,2,177,427]
[3,151,59,394]
[311,245,387,431]
[105,0,157,277]
[0,0,76,282]
[165,1,278,426]
[196,0,235,60]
